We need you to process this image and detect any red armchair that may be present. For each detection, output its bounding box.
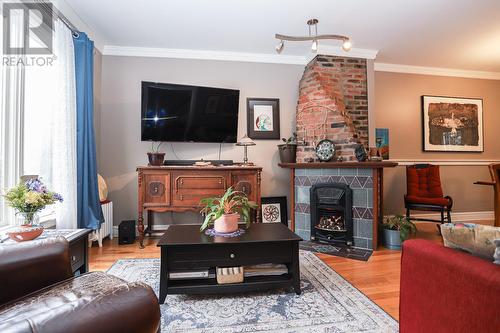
[405,164,452,225]
[400,239,500,332]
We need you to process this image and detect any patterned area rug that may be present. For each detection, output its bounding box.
[107,251,398,332]
[299,241,373,261]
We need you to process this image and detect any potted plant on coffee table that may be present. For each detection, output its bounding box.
[200,187,258,233]
[382,215,417,250]
[278,132,297,163]
[147,141,165,166]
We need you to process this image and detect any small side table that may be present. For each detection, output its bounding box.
[2,229,92,274]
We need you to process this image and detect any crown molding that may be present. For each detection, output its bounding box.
[316,45,378,60]
[103,45,379,65]
[103,46,308,65]
[374,62,500,80]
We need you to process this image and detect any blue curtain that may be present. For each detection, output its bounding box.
[74,32,103,230]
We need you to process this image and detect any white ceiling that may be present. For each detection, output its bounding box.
[65,0,500,72]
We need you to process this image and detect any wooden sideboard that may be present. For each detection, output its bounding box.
[137,165,262,248]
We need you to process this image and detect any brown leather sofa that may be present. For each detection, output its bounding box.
[0,237,161,333]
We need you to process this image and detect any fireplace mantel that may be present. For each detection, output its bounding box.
[279,161,398,169]
[279,162,397,250]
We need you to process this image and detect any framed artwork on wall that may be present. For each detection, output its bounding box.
[261,196,288,226]
[422,95,484,152]
[247,98,280,140]
[375,128,389,159]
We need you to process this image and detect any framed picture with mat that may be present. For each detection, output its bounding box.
[247,98,280,140]
[261,196,288,226]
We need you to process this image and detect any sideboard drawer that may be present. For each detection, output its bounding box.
[167,243,292,269]
[175,175,227,190]
[172,173,228,206]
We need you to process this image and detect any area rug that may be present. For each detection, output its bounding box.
[299,241,373,261]
[107,251,398,332]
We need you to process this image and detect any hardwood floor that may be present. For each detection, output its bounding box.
[89,220,493,321]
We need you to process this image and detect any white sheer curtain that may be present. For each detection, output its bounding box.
[0,9,24,227]
[2,17,77,228]
[51,20,77,229]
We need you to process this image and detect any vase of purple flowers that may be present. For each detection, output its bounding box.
[3,178,63,227]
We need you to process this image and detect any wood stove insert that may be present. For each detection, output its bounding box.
[310,183,353,246]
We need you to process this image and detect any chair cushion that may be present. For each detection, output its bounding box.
[0,271,160,333]
[406,195,451,207]
[407,165,444,198]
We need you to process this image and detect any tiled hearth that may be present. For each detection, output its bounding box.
[294,168,374,249]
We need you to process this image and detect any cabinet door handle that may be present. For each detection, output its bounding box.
[230,253,235,259]
[179,195,184,201]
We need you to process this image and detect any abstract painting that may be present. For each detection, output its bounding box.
[422,96,483,152]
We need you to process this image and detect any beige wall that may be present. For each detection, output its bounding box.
[99,56,304,225]
[375,71,500,214]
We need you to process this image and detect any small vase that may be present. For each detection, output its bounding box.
[17,211,40,227]
[214,213,240,233]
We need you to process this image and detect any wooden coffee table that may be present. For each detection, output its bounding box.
[157,223,302,303]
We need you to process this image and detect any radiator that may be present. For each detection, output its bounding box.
[100,201,114,240]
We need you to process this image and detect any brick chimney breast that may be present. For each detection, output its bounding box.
[296,55,368,163]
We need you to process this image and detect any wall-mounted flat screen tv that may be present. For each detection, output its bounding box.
[141,81,240,143]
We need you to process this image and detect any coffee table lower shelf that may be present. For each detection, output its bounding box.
[166,274,294,295]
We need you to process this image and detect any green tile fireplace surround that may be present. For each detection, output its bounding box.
[279,162,398,250]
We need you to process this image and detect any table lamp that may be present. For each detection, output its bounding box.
[235,134,256,165]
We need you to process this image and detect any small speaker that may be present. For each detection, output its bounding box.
[119,220,136,245]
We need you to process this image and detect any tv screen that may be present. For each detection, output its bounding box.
[141,81,240,143]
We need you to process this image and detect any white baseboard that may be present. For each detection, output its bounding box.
[409,211,494,222]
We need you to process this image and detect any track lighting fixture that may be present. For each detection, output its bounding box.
[342,38,352,52]
[275,19,352,54]
[311,39,318,53]
[275,40,284,54]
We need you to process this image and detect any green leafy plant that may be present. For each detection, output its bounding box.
[383,215,417,242]
[280,132,297,147]
[150,142,163,153]
[199,187,258,232]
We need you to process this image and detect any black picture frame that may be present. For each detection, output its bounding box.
[421,95,484,153]
[261,196,288,226]
[247,98,280,140]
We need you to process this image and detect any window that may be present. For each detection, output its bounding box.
[0,8,74,227]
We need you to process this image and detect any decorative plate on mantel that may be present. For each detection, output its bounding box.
[315,139,335,162]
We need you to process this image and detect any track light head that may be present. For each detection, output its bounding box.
[342,38,352,52]
[275,40,284,54]
[311,39,318,53]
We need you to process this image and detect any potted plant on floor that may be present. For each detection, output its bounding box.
[382,215,417,250]
[3,178,63,241]
[147,142,165,166]
[200,187,258,233]
[278,132,297,163]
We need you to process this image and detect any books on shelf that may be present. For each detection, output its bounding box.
[169,269,215,280]
[243,264,288,277]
